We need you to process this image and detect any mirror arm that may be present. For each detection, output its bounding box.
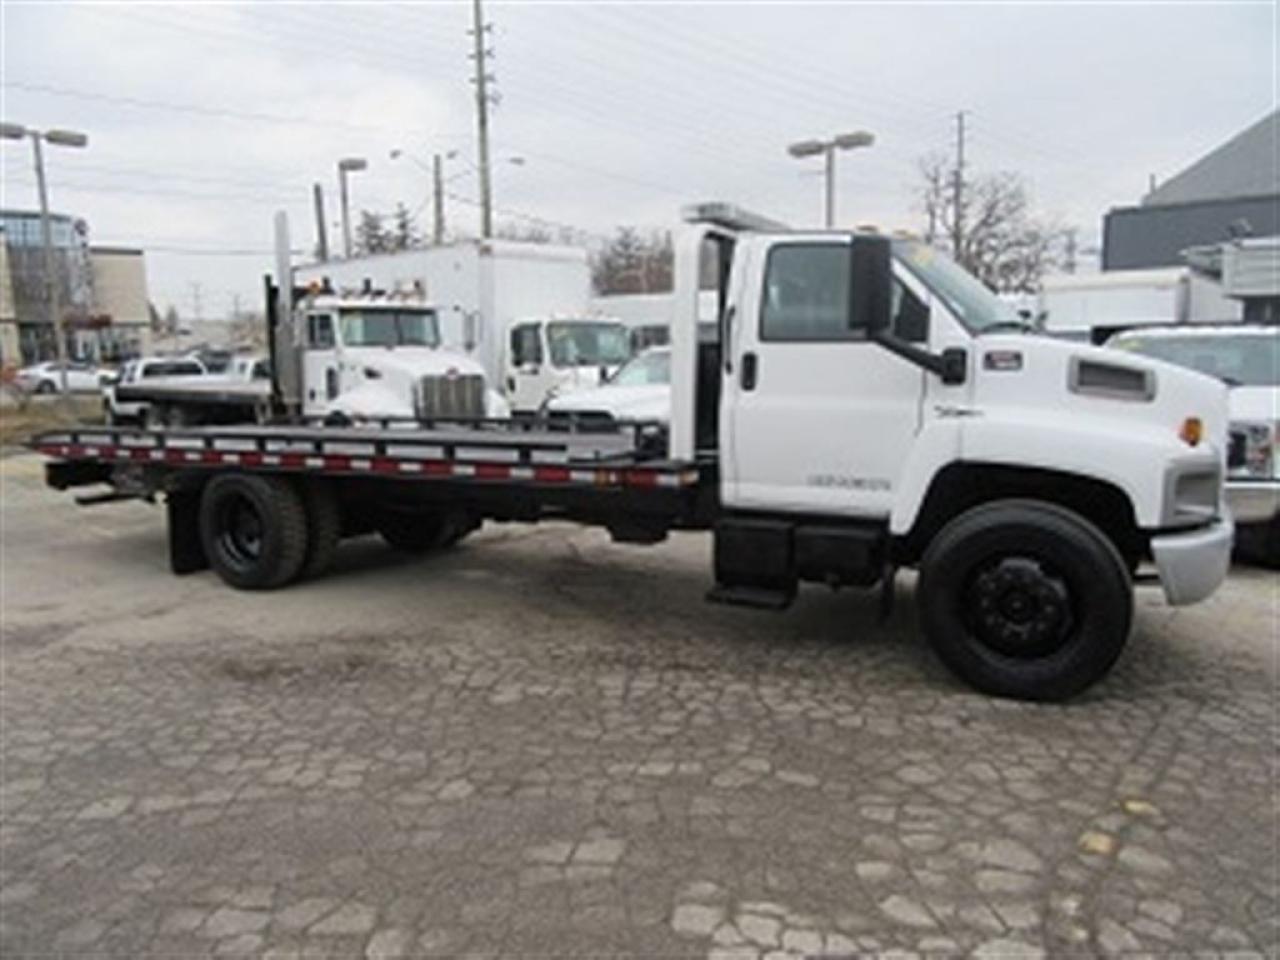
[870,331,967,385]
[871,330,944,375]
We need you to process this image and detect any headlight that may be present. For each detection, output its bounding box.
[1228,420,1277,479]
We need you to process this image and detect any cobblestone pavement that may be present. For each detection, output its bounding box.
[1,453,1275,958]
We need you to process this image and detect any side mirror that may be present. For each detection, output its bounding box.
[850,234,892,336]
[940,347,968,385]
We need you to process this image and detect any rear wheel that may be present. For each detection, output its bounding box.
[199,474,308,589]
[917,499,1132,702]
[35,380,56,395]
[376,508,478,553]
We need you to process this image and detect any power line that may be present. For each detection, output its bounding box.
[1,80,389,134]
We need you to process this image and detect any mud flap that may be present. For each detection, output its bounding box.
[167,489,209,575]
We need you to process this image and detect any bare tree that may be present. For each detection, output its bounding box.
[391,203,420,252]
[591,228,674,295]
[355,210,391,256]
[918,153,1065,293]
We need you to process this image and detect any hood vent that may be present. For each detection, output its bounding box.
[1069,357,1155,402]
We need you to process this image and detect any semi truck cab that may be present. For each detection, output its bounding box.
[296,292,508,421]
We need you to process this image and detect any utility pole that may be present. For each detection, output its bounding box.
[433,153,445,244]
[312,182,329,262]
[951,110,966,261]
[469,0,495,238]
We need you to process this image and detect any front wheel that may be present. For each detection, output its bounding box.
[35,380,56,395]
[199,474,309,589]
[917,499,1132,702]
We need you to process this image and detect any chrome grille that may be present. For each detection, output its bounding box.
[417,373,486,420]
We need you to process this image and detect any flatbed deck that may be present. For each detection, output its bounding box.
[33,420,706,493]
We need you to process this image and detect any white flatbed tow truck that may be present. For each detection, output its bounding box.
[32,204,1234,701]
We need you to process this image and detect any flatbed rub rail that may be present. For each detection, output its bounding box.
[31,425,704,492]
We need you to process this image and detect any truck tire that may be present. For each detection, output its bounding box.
[199,473,309,589]
[917,499,1132,702]
[300,481,343,579]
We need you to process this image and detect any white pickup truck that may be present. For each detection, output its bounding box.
[1110,324,1277,565]
[34,203,1234,702]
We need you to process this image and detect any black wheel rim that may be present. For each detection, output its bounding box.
[215,494,264,568]
[963,554,1076,659]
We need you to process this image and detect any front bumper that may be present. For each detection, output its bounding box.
[1150,517,1234,606]
[1226,479,1280,525]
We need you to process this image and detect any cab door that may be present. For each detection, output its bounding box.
[724,237,927,518]
[506,322,548,413]
[302,312,339,416]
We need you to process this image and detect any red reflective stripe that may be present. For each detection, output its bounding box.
[533,466,570,484]
[240,452,263,467]
[474,463,509,480]
[131,448,151,461]
[280,453,306,468]
[371,457,399,474]
[424,461,452,476]
[624,470,658,487]
[324,455,351,471]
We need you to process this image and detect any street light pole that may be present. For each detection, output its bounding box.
[787,130,875,228]
[1,122,88,398]
[337,157,367,258]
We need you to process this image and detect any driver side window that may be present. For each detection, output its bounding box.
[307,314,334,349]
[892,279,929,343]
[510,324,543,367]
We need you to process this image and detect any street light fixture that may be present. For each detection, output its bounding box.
[2,121,89,397]
[337,156,368,258]
[786,129,875,228]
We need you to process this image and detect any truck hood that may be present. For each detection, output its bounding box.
[547,383,671,423]
[973,334,1230,451]
[347,347,487,379]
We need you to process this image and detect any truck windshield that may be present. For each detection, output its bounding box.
[892,240,1022,333]
[546,321,631,368]
[339,309,440,347]
[609,349,670,386]
[1110,333,1280,387]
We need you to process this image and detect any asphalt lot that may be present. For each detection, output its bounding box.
[0,451,1275,959]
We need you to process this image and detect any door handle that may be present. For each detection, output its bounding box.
[741,352,758,391]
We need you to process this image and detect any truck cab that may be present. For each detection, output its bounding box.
[504,315,631,414]
[672,204,1232,698]
[297,292,508,421]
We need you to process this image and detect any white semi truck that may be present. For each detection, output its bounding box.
[110,285,508,427]
[33,203,1234,702]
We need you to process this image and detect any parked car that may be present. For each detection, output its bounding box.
[15,361,111,394]
[546,346,671,429]
[103,356,207,423]
[1109,324,1279,565]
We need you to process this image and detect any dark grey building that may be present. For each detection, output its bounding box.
[1102,111,1279,271]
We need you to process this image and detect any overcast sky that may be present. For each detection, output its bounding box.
[1,1,1274,317]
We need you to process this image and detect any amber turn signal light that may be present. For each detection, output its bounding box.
[1179,417,1203,446]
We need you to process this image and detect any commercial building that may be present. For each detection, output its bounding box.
[1102,111,1279,271]
[0,209,152,367]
